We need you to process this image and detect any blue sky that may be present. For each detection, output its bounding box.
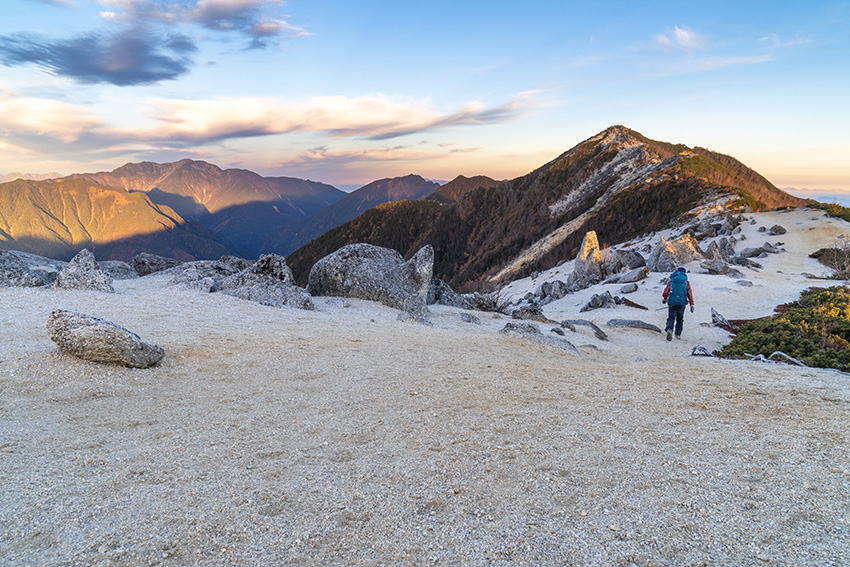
[1,0,848,190]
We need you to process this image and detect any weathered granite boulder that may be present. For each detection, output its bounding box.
[221,282,315,310]
[46,310,164,368]
[702,241,725,261]
[617,266,650,284]
[100,260,139,280]
[212,254,294,292]
[606,319,663,333]
[130,252,182,276]
[54,249,114,292]
[566,231,604,291]
[511,305,546,321]
[700,260,733,275]
[500,321,541,335]
[0,250,62,287]
[647,234,704,272]
[308,243,433,316]
[537,279,569,305]
[619,283,639,294]
[614,248,646,269]
[769,224,787,235]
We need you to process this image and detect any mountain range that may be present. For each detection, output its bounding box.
[0,126,808,287]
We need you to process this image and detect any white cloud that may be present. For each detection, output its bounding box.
[126,92,539,144]
[656,26,702,52]
[0,91,102,143]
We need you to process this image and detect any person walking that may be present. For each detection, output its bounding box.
[662,266,694,341]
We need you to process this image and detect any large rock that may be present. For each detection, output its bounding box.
[614,248,646,269]
[617,266,650,284]
[0,250,61,287]
[580,291,617,312]
[212,254,294,291]
[130,252,182,276]
[46,310,164,368]
[606,319,662,333]
[54,249,114,292]
[427,278,493,310]
[769,224,787,235]
[566,231,604,291]
[536,279,569,305]
[100,260,139,280]
[308,244,433,315]
[647,234,704,272]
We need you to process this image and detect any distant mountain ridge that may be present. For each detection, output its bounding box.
[1,172,63,183]
[285,126,807,289]
[69,159,345,257]
[262,174,440,256]
[0,177,234,261]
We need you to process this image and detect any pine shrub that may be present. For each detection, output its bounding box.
[717,286,850,371]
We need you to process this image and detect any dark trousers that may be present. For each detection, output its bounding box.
[666,304,685,336]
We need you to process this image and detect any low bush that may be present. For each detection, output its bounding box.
[717,286,850,372]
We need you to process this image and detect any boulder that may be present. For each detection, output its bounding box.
[700,260,732,275]
[499,321,541,335]
[605,319,663,333]
[619,283,639,294]
[537,279,569,304]
[769,224,787,235]
[566,231,604,291]
[0,250,60,287]
[46,310,164,368]
[617,266,650,284]
[130,252,181,276]
[212,254,294,292]
[307,243,433,316]
[54,249,114,292]
[99,260,139,280]
[221,282,314,310]
[702,241,726,261]
[427,279,493,310]
[614,248,646,269]
[512,305,546,321]
[647,234,704,272]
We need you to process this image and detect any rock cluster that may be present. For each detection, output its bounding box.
[130,252,182,276]
[0,250,62,287]
[46,309,164,368]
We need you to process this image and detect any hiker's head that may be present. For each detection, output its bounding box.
[677,267,686,273]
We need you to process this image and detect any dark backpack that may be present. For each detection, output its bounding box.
[668,271,689,306]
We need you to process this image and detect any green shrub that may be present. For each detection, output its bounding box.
[717,286,850,371]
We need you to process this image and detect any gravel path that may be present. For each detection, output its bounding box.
[1,277,849,566]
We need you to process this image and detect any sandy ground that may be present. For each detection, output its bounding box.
[1,208,850,566]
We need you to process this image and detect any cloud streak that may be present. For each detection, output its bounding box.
[656,26,702,52]
[126,92,540,144]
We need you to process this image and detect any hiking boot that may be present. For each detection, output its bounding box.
[675,334,681,340]
[666,331,672,341]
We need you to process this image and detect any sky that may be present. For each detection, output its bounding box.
[1,0,848,191]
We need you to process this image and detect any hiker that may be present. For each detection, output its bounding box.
[662,266,694,341]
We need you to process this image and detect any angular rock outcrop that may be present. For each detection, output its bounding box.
[308,244,433,316]
[647,234,703,272]
[130,252,182,276]
[165,258,245,291]
[617,266,650,284]
[427,279,495,311]
[54,249,114,292]
[566,231,604,291]
[46,310,164,368]
[580,291,617,312]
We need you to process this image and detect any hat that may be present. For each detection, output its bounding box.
[677,267,686,273]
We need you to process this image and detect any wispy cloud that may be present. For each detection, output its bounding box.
[124,91,541,144]
[655,26,702,52]
[0,90,104,143]
[99,0,306,47]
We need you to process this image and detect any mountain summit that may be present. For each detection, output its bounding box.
[285,126,806,289]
